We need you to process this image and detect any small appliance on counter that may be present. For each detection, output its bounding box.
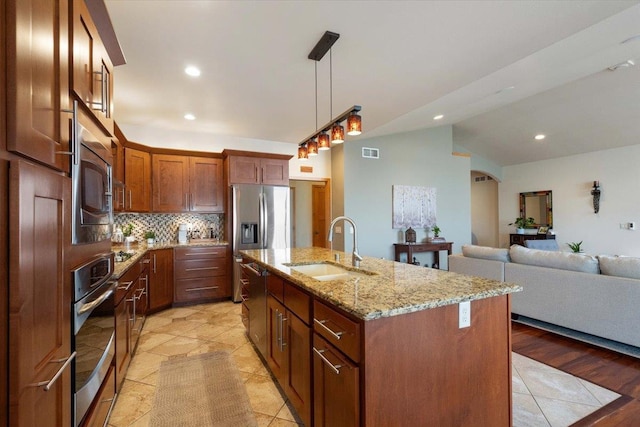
[178,223,189,244]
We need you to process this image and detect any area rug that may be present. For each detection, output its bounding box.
[149,351,258,427]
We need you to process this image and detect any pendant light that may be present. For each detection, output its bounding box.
[307,138,318,156]
[298,144,308,160]
[317,132,330,150]
[347,111,362,135]
[331,123,344,144]
[297,31,362,158]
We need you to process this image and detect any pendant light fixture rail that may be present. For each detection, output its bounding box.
[298,105,361,147]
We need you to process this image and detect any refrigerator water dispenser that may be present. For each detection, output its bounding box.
[241,223,258,244]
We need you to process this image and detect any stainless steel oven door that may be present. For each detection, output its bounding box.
[72,123,113,244]
[73,280,116,426]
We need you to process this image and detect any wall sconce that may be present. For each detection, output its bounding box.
[591,181,601,213]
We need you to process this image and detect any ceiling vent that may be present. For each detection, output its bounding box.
[474,175,494,182]
[362,147,379,159]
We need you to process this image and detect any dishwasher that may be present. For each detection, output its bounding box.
[242,261,268,358]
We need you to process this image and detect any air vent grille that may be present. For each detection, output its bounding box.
[362,147,379,159]
[474,176,494,182]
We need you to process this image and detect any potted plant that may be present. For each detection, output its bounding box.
[432,225,441,238]
[144,230,156,245]
[509,217,535,234]
[567,241,583,253]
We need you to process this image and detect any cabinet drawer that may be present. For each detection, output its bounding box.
[174,276,230,302]
[241,302,250,330]
[83,365,116,427]
[313,301,361,363]
[115,266,139,304]
[285,282,311,325]
[175,259,227,279]
[267,274,284,302]
[175,246,227,260]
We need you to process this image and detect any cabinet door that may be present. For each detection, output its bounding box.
[9,161,72,427]
[228,156,260,184]
[114,297,130,391]
[190,157,224,212]
[313,335,359,427]
[7,0,70,172]
[149,249,174,312]
[124,148,151,212]
[266,295,286,381]
[111,139,125,212]
[71,0,113,135]
[152,154,189,212]
[261,158,289,186]
[286,313,312,427]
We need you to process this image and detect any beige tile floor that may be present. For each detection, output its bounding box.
[107,301,619,427]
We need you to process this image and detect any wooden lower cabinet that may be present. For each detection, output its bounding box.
[266,279,312,427]
[114,288,131,391]
[148,249,174,312]
[312,334,359,427]
[8,161,72,427]
[174,246,230,303]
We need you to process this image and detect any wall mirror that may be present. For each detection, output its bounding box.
[520,190,553,228]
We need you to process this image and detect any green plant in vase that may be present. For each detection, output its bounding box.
[509,217,535,234]
[144,230,156,245]
[567,241,583,253]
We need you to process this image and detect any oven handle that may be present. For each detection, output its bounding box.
[78,288,114,315]
[33,351,77,391]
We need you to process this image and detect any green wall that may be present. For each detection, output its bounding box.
[333,125,471,268]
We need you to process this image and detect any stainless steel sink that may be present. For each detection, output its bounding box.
[285,262,375,281]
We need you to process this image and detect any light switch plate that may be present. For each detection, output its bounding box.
[459,301,471,328]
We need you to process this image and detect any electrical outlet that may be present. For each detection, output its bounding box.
[459,301,471,328]
[630,222,636,230]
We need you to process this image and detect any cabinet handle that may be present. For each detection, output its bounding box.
[78,288,114,315]
[118,280,134,292]
[279,313,288,352]
[185,286,219,292]
[185,266,219,272]
[32,351,77,390]
[275,310,281,349]
[128,190,132,209]
[184,252,221,256]
[120,186,126,209]
[92,66,106,112]
[314,318,344,340]
[57,100,79,165]
[153,254,157,273]
[313,347,342,375]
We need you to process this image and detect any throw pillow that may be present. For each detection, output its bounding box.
[509,244,599,274]
[462,245,510,262]
[598,255,640,279]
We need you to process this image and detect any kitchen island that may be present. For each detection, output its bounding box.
[241,247,521,427]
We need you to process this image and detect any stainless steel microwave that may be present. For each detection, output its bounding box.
[72,121,113,244]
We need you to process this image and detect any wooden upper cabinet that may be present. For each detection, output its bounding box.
[124,148,151,212]
[9,160,72,427]
[6,0,70,172]
[71,0,114,136]
[152,155,223,213]
[190,157,223,212]
[152,154,189,212]
[227,155,289,186]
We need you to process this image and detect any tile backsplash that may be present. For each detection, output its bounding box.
[114,213,224,242]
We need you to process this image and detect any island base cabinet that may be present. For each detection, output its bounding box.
[312,334,359,427]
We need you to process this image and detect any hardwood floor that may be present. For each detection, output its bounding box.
[512,322,640,426]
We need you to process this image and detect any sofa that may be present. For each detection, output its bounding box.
[448,244,640,349]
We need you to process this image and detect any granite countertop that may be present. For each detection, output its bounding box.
[112,239,229,279]
[241,247,522,321]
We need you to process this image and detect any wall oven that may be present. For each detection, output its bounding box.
[72,253,115,426]
[71,101,113,244]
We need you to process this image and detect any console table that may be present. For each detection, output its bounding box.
[509,233,556,246]
[394,242,453,269]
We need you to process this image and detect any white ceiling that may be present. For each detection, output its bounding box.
[105,0,640,166]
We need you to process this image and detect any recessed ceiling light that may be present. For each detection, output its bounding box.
[184,113,196,120]
[433,114,444,120]
[184,66,201,77]
[534,134,545,141]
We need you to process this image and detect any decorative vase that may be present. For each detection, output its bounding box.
[516,228,524,235]
[147,238,155,245]
[405,227,416,243]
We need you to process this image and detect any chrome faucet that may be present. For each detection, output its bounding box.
[327,216,363,268]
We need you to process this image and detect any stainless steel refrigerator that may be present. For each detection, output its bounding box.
[231,184,290,302]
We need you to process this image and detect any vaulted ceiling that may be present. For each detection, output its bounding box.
[105,0,640,166]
